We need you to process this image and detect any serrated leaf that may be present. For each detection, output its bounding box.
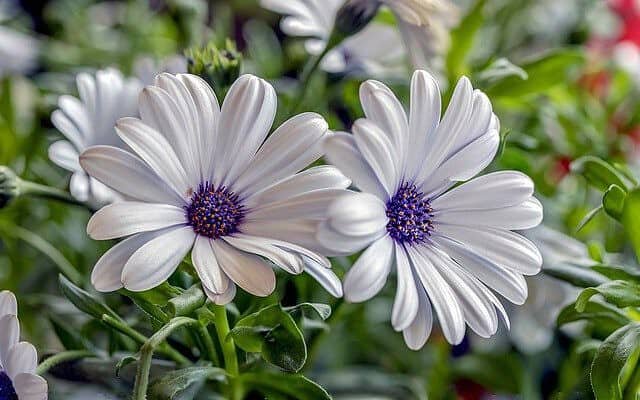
[241,372,331,400]
[591,323,640,400]
[576,281,640,311]
[229,304,307,372]
[59,275,118,320]
[149,366,226,400]
[603,184,626,221]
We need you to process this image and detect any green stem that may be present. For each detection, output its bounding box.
[133,317,198,400]
[35,350,95,375]
[197,322,220,365]
[288,45,333,115]
[212,305,241,400]
[19,179,87,208]
[624,359,640,400]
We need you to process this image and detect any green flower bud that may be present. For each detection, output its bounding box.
[186,39,242,98]
[0,166,21,208]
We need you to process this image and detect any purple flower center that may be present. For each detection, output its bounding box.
[0,371,17,400]
[386,183,434,245]
[185,182,245,239]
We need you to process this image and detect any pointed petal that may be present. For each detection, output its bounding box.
[391,243,419,331]
[212,240,276,297]
[191,235,230,294]
[343,236,394,302]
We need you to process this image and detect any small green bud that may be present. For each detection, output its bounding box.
[0,166,21,207]
[186,39,242,97]
[331,0,382,46]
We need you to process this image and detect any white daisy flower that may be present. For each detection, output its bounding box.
[81,73,346,302]
[0,26,38,77]
[0,290,48,400]
[260,0,458,76]
[318,70,543,349]
[49,68,141,206]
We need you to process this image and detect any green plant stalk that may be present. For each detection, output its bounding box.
[19,179,87,208]
[197,322,220,365]
[133,317,198,400]
[212,305,241,400]
[288,44,333,115]
[624,359,640,400]
[35,350,95,375]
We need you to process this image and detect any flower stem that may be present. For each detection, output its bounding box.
[18,179,87,208]
[197,322,220,365]
[288,45,333,115]
[212,305,242,400]
[35,350,95,375]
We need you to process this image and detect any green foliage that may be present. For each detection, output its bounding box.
[241,372,331,400]
[149,366,227,400]
[571,156,629,193]
[576,281,640,311]
[446,0,486,80]
[622,188,640,263]
[591,323,640,400]
[59,274,118,321]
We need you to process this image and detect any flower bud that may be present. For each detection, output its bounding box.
[0,166,21,207]
[186,39,242,97]
[331,0,382,46]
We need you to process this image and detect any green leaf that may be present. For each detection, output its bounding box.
[576,281,640,312]
[475,58,528,85]
[49,314,88,351]
[59,275,119,320]
[115,356,137,377]
[543,262,607,288]
[149,366,226,400]
[557,300,629,332]
[445,0,485,79]
[283,303,332,321]
[485,48,584,98]
[591,323,640,400]
[241,372,331,400]
[591,264,640,283]
[571,156,628,193]
[603,184,627,221]
[622,188,640,263]
[166,285,206,318]
[577,205,603,232]
[229,304,307,372]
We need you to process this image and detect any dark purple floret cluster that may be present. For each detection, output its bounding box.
[185,182,245,239]
[386,183,434,245]
[0,371,17,400]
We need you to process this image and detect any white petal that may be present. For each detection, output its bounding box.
[352,118,399,195]
[69,172,90,202]
[115,117,191,197]
[51,108,86,151]
[91,230,167,292]
[233,113,328,195]
[343,236,394,302]
[48,140,81,172]
[406,70,441,181]
[139,84,200,184]
[408,246,465,345]
[316,221,381,256]
[223,234,304,275]
[13,373,48,400]
[121,226,196,291]
[0,291,17,316]
[212,239,276,297]
[192,236,230,294]
[80,146,184,205]
[246,189,349,221]
[391,243,419,331]
[0,315,19,366]
[87,201,186,240]
[216,75,277,186]
[434,197,543,230]
[402,286,433,351]
[325,191,388,237]
[244,165,350,209]
[243,218,330,254]
[432,171,534,211]
[204,283,237,305]
[5,342,38,379]
[436,225,542,275]
[434,235,528,305]
[302,255,343,298]
[323,132,387,199]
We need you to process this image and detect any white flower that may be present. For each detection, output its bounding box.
[0,26,38,77]
[260,0,458,75]
[133,55,188,86]
[81,73,346,303]
[318,70,543,349]
[49,68,141,206]
[0,291,48,400]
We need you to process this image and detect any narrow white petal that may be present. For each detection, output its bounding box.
[0,291,17,316]
[87,202,186,240]
[48,140,81,172]
[408,246,465,345]
[244,165,350,208]
[316,220,381,256]
[303,255,343,298]
[391,243,419,331]
[91,230,167,292]
[212,239,276,297]
[204,283,237,305]
[323,132,387,199]
[115,117,191,197]
[325,191,388,237]
[216,75,277,186]
[13,373,48,400]
[52,96,90,149]
[343,236,394,302]
[243,218,330,254]
[352,118,398,195]
[51,108,86,151]
[121,226,196,291]
[223,234,304,275]
[192,235,230,294]
[233,113,328,195]
[0,315,19,366]
[434,197,543,230]
[246,189,348,221]
[402,286,433,351]
[80,146,184,205]
[5,342,38,379]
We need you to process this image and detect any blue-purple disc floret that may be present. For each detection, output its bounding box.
[0,371,17,400]
[185,182,245,239]
[385,182,434,245]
